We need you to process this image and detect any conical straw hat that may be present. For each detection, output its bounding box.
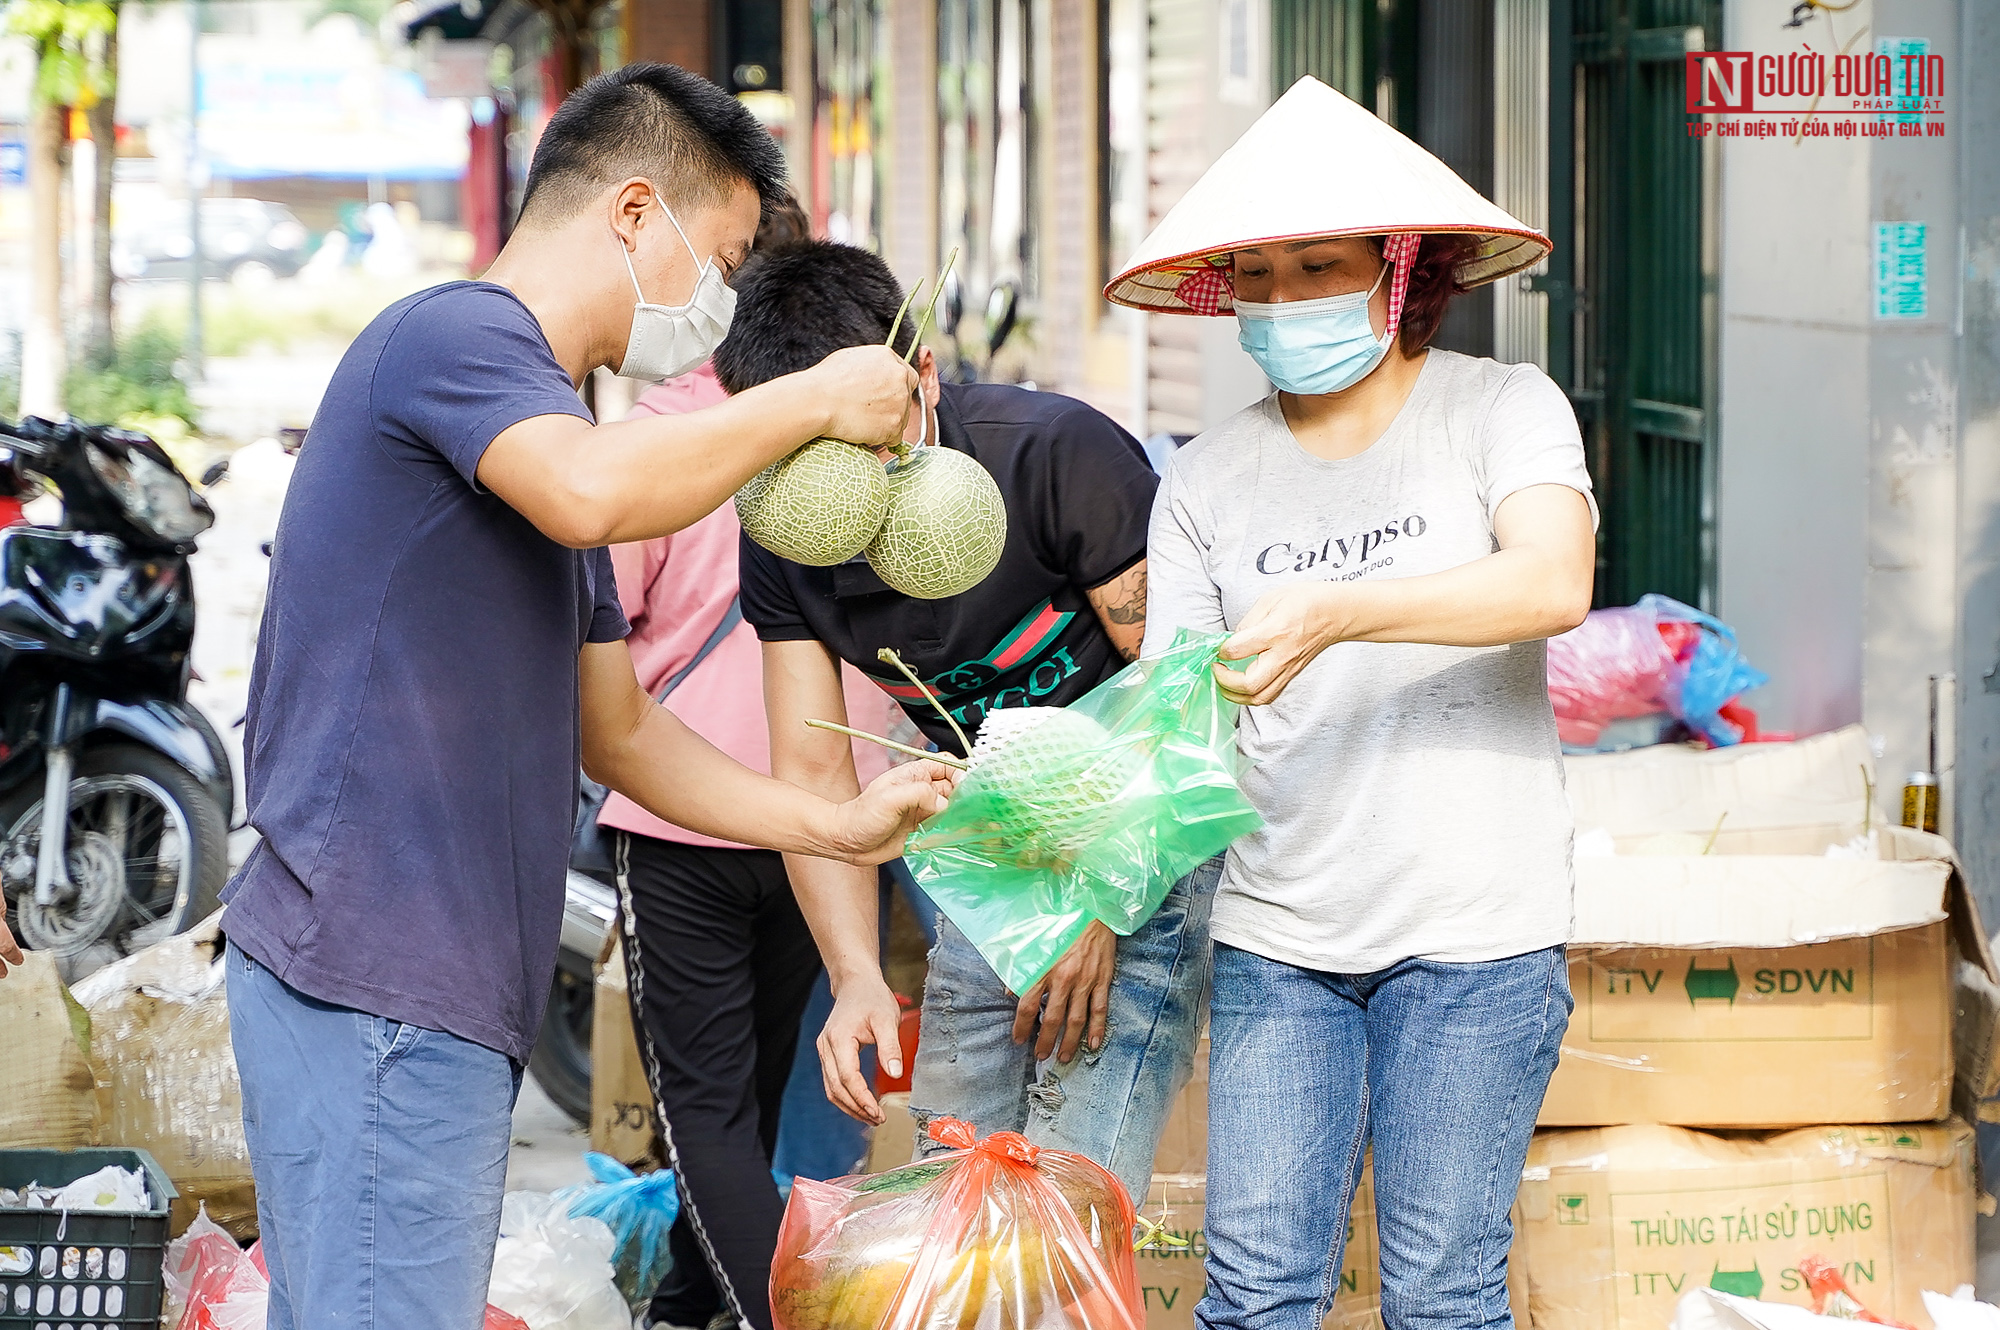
[1105,76,1551,315]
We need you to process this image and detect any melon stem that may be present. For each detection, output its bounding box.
[877,647,974,755]
[885,278,926,353]
[904,248,959,366]
[886,250,961,463]
[803,719,970,769]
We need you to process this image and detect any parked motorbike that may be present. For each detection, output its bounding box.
[533,868,619,1124]
[0,416,234,977]
[939,274,1022,384]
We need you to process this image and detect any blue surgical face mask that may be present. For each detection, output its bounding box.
[1233,258,1392,396]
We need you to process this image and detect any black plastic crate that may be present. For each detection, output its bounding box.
[0,1148,178,1329]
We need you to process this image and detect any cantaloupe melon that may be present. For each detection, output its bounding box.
[963,708,1143,870]
[736,440,891,566]
[865,446,1006,598]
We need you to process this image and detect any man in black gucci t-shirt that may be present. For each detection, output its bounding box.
[720,241,1216,1204]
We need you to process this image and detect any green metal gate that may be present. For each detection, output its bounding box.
[1545,0,1719,609]
[1270,0,1416,130]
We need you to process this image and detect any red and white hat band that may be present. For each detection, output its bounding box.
[1171,231,1425,328]
[1380,232,1421,343]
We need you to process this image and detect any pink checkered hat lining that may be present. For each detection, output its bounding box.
[1171,231,1425,330]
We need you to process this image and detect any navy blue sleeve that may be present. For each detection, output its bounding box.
[374,285,591,490]
[738,531,816,642]
[1032,398,1158,589]
[586,546,630,643]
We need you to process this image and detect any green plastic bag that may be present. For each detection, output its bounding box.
[905,628,1261,992]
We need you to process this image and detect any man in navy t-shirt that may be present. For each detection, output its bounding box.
[220,65,955,1330]
[716,242,1218,1208]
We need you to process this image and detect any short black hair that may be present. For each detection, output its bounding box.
[754,189,812,250]
[713,240,915,393]
[518,63,787,227]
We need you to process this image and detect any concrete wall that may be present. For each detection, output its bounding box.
[1193,0,1271,430]
[880,0,938,290]
[1141,0,1269,437]
[1715,0,1984,874]
[1714,1,1874,743]
[1963,0,2000,1286]
[1953,0,2000,918]
[1861,0,1962,850]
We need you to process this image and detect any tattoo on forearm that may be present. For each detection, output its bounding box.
[1105,569,1147,625]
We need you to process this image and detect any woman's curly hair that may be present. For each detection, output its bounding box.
[1373,233,1480,355]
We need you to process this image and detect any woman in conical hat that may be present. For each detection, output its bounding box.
[1108,78,1595,1330]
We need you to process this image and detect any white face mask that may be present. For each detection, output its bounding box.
[616,191,737,382]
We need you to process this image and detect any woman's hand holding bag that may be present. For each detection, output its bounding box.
[1214,582,1349,706]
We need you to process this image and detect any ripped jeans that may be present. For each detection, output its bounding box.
[909,857,1220,1203]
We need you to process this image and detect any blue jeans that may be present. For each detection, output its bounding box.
[1197,943,1570,1330]
[909,857,1220,1203]
[226,941,522,1330]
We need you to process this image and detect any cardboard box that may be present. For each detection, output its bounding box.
[589,947,660,1168]
[1134,1171,1381,1330]
[862,1092,916,1175]
[1133,1168,1524,1330]
[70,913,255,1237]
[0,951,97,1151]
[1565,725,1878,841]
[1549,726,1996,1127]
[1544,824,1964,1126]
[1516,1118,1977,1330]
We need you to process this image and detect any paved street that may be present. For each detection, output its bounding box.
[507,1076,596,1194]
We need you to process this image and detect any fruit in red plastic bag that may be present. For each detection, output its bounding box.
[785,1221,1062,1330]
[770,1120,1140,1330]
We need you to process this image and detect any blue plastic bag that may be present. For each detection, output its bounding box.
[555,1153,679,1304]
[1636,594,1769,746]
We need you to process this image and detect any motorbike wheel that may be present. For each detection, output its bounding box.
[1,743,230,977]
[528,944,597,1126]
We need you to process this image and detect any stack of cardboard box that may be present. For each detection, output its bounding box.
[1135,726,1997,1330]
[1520,726,1992,1329]
[1134,1041,1442,1330]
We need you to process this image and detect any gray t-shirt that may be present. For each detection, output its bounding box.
[1141,349,1594,973]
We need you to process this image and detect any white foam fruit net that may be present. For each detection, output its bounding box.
[964,708,1146,870]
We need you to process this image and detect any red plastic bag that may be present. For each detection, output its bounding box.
[1545,605,1680,746]
[1548,596,1770,748]
[874,995,921,1095]
[165,1205,533,1330]
[1799,1254,1916,1326]
[164,1206,268,1330]
[770,1119,1142,1330]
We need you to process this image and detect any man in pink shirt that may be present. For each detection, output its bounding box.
[599,270,903,1327]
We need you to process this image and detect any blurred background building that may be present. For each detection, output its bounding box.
[1,0,1998,914]
[736,0,2000,915]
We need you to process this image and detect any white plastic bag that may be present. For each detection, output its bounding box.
[0,1165,149,1213]
[1672,1286,2000,1329]
[487,1192,630,1330]
[1926,1287,2000,1329]
[1671,1289,1849,1328]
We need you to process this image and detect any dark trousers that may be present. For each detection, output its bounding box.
[613,831,821,1330]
